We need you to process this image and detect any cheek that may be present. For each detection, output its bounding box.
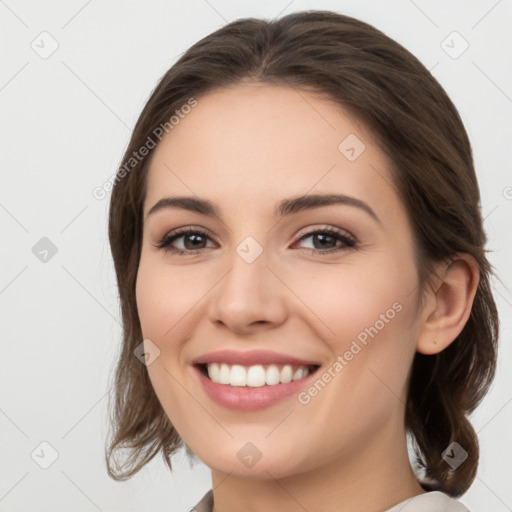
[291,257,416,342]
[288,263,418,451]
[135,256,202,340]
[135,263,165,336]
[292,257,419,397]
[135,258,199,432]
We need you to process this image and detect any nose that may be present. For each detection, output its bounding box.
[207,243,288,335]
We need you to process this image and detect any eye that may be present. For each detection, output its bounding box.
[155,227,217,255]
[155,225,356,255]
[292,226,356,254]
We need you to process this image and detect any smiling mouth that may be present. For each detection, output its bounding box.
[195,362,321,388]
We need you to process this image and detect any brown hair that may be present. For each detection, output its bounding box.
[105,10,499,496]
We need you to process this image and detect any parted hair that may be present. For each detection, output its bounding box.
[106,10,499,496]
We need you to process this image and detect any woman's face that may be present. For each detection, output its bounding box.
[136,82,424,479]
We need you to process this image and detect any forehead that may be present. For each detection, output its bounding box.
[144,83,399,218]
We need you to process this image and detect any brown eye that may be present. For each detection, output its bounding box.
[156,228,216,254]
[155,225,356,256]
[294,227,356,254]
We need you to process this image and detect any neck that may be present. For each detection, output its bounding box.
[210,416,425,512]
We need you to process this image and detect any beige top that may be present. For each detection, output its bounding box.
[190,489,470,512]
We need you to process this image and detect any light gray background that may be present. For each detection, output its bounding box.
[1,1,511,511]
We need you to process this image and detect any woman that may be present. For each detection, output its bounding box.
[105,10,499,511]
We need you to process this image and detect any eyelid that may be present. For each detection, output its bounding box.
[153,225,219,247]
[294,224,355,242]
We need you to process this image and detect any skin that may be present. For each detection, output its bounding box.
[135,82,479,512]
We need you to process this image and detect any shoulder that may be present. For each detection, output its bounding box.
[385,491,470,511]
[189,489,214,512]
[189,489,470,512]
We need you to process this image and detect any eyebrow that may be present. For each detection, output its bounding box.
[146,193,380,224]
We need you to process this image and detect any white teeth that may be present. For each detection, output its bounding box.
[247,365,266,387]
[292,367,305,380]
[280,365,293,383]
[219,363,230,384]
[205,363,313,387]
[230,365,247,386]
[266,364,281,385]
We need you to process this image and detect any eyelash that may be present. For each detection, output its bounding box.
[155,225,356,256]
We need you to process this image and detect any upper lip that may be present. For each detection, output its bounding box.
[192,349,321,367]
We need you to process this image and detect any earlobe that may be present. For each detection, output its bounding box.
[416,254,479,355]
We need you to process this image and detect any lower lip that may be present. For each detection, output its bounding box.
[193,365,319,412]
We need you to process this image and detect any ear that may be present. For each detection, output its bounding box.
[416,254,479,355]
